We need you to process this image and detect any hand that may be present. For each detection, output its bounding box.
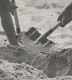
[57,7,72,27]
[9,2,18,15]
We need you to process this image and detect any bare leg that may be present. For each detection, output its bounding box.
[1,11,18,45]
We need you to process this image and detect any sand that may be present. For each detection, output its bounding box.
[0,0,72,80]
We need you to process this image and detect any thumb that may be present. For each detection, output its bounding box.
[57,14,62,21]
[60,17,65,27]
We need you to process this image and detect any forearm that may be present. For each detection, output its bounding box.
[64,2,72,11]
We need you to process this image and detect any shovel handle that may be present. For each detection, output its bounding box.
[34,21,61,44]
[12,0,20,34]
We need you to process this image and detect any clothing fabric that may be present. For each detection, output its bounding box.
[0,0,10,13]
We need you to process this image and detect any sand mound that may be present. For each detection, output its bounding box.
[0,33,72,79]
[0,59,48,80]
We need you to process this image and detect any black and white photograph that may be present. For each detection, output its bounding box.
[0,0,72,80]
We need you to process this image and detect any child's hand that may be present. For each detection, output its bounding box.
[57,4,72,27]
[9,2,18,15]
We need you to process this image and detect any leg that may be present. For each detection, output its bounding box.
[1,11,18,45]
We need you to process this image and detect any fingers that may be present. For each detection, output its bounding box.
[60,14,72,27]
[57,13,63,21]
[9,2,18,15]
[57,13,64,27]
[11,2,18,9]
[57,11,72,27]
[60,17,66,27]
[10,2,18,9]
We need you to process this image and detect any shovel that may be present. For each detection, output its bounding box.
[34,21,62,44]
[12,0,21,35]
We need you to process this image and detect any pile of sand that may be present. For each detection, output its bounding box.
[0,59,48,80]
[0,59,72,80]
[0,33,72,79]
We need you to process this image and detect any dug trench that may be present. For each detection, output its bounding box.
[0,32,72,78]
